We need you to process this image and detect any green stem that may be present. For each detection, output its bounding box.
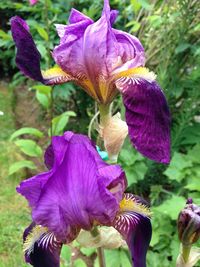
[182,244,191,263]
[98,104,111,126]
[44,0,51,68]
[43,0,53,137]
[97,247,106,267]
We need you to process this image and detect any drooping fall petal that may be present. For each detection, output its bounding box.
[116,70,170,164]
[113,194,152,267]
[23,222,62,267]
[10,16,73,85]
[11,16,44,83]
[17,132,126,242]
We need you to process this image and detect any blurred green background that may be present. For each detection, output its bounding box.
[0,0,200,266]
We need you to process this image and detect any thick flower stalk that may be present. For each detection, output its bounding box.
[17,132,152,267]
[11,0,170,164]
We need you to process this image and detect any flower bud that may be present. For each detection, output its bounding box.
[99,113,128,162]
[178,199,200,246]
[76,227,126,249]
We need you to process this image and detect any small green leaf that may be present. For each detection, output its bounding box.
[138,0,152,10]
[164,152,192,182]
[36,26,49,41]
[10,127,44,141]
[14,139,42,157]
[32,85,52,94]
[175,43,190,54]
[185,177,200,191]
[50,111,76,136]
[9,160,36,175]
[0,30,12,41]
[153,195,186,220]
[36,91,51,109]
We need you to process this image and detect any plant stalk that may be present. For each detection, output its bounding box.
[97,247,106,267]
[182,244,191,263]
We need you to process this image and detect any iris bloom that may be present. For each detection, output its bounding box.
[17,132,152,267]
[11,0,170,164]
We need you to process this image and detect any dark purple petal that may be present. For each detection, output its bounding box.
[116,78,170,163]
[113,194,152,267]
[23,222,62,267]
[10,16,44,83]
[17,132,126,241]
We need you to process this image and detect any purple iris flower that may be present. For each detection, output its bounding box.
[10,0,170,164]
[17,132,152,267]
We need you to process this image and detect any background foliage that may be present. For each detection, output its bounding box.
[0,0,200,266]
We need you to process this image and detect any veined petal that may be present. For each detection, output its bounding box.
[115,67,170,164]
[53,10,93,76]
[17,132,126,241]
[112,30,145,73]
[69,8,94,24]
[11,16,74,86]
[23,222,62,267]
[83,0,118,87]
[113,193,152,267]
[11,16,44,83]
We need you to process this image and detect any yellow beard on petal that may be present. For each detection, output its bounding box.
[119,195,152,218]
[114,67,157,82]
[23,225,48,254]
[41,65,74,85]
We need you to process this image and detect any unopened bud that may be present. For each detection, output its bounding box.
[99,113,128,162]
[76,227,126,249]
[178,199,200,246]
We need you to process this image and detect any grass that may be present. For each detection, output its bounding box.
[0,82,30,267]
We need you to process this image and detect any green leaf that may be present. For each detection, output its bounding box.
[0,30,12,41]
[104,249,130,267]
[50,111,76,136]
[60,246,71,266]
[175,43,191,54]
[74,259,86,267]
[36,91,51,109]
[125,162,148,185]
[119,148,143,166]
[164,152,192,182]
[9,160,36,175]
[185,177,200,191]
[14,139,43,157]
[179,124,200,145]
[10,127,44,141]
[153,195,186,220]
[36,26,49,41]
[32,85,52,94]
[104,249,121,267]
[137,0,152,10]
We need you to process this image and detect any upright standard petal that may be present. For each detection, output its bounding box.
[17,132,126,241]
[113,194,152,267]
[82,0,119,102]
[23,222,62,267]
[115,68,170,163]
[11,16,44,82]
